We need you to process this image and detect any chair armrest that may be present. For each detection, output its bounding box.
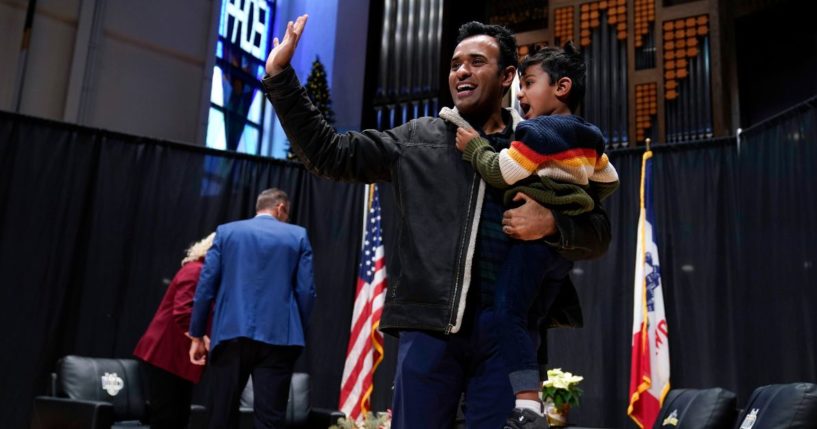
[187,404,207,429]
[237,407,254,429]
[308,407,345,428]
[31,396,114,429]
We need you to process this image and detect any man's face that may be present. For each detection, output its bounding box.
[448,35,513,118]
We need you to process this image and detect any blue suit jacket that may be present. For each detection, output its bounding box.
[189,215,316,352]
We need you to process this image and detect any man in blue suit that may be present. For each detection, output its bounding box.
[188,188,316,429]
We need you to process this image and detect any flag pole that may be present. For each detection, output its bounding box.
[340,183,388,421]
[628,141,653,429]
[628,140,670,428]
[361,184,371,243]
[358,183,384,419]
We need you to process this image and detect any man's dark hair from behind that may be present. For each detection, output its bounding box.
[256,188,289,212]
[519,41,587,112]
[457,21,518,72]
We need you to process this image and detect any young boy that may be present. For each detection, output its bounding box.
[451,42,618,421]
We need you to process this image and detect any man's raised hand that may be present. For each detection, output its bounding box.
[265,14,308,76]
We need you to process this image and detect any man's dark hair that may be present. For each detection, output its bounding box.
[457,21,518,71]
[519,41,586,112]
[256,188,289,212]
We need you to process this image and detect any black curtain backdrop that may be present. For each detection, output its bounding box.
[2,98,816,428]
[547,138,745,427]
[546,98,817,428]
[373,99,817,427]
[0,112,364,428]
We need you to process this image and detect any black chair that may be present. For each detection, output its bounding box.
[653,388,737,429]
[30,355,205,429]
[733,383,817,429]
[239,372,344,429]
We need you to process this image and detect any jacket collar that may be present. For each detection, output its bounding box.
[438,106,523,132]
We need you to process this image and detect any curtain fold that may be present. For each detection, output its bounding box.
[2,99,816,428]
[735,101,817,395]
[0,112,364,428]
[547,100,817,427]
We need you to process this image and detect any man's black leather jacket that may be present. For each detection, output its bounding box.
[262,67,611,335]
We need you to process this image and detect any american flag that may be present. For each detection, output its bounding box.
[628,149,670,428]
[339,184,388,420]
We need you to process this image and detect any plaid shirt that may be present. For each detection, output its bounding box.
[472,122,514,306]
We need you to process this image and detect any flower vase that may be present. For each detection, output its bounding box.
[544,399,570,427]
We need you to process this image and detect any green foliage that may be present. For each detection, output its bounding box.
[287,55,336,161]
[305,55,336,126]
[541,368,584,408]
[329,411,391,429]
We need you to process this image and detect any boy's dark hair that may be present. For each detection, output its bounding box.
[519,41,586,112]
[457,21,518,71]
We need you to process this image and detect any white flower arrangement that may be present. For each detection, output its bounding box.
[329,411,391,429]
[541,368,584,409]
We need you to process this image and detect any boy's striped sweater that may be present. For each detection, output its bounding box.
[462,114,619,215]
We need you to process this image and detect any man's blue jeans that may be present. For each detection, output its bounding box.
[391,308,515,429]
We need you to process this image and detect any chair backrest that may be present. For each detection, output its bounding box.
[56,355,146,421]
[240,372,310,426]
[653,388,737,429]
[734,383,817,429]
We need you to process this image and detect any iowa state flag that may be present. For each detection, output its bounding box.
[628,150,670,428]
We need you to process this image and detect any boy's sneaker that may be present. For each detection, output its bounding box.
[503,407,549,429]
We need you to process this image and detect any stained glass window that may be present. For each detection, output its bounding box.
[206,0,277,157]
